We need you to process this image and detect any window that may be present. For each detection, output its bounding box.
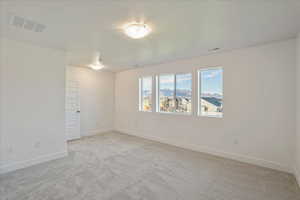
[158,74,175,112]
[157,73,192,114]
[175,73,192,113]
[198,68,223,117]
[139,76,152,112]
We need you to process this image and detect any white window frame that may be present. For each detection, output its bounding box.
[198,67,223,118]
[156,73,193,115]
[139,76,153,112]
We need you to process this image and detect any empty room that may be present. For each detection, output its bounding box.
[1,0,300,199]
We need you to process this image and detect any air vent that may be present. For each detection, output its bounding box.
[10,15,46,33]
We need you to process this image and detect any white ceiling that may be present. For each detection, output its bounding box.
[1,0,300,71]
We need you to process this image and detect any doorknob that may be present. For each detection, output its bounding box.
[76,110,80,113]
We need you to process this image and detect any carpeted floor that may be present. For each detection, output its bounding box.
[1,131,300,200]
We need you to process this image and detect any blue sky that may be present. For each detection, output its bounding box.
[159,75,175,90]
[159,74,192,90]
[176,74,192,90]
[201,69,223,95]
[142,77,152,91]
[144,70,223,95]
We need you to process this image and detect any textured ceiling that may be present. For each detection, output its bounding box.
[1,0,300,71]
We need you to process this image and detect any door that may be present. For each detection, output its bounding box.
[65,80,80,141]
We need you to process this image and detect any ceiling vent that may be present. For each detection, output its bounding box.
[9,15,46,33]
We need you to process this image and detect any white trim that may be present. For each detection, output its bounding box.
[155,111,192,116]
[115,128,292,173]
[200,113,223,118]
[84,128,114,136]
[157,73,193,114]
[156,75,160,112]
[0,151,68,174]
[139,76,153,112]
[294,166,300,187]
[198,67,223,117]
[138,77,142,111]
[151,75,156,113]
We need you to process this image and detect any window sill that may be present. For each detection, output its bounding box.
[156,111,192,116]
[199,114,223,118]
[138,110,223,118]
[139,110,152,113]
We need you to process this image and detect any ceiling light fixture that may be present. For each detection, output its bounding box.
[123,22,151,39]
[89,62,104,71]
[89,53,105,70]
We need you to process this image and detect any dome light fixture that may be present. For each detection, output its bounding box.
[123,22,151,39]
[89,53,105,70]
[89,62,104,71]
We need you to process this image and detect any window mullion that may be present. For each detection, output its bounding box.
[141,78,144,111]
[151,76,155,113]
[157,76,159,112]
[198,71,201,115]
[139,78,141,111]
[174,74,176,112]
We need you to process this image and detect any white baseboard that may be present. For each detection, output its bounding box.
[0,129,293,177]
[115,128,292,173]
[0,151,68,175]
[83,128,114,137]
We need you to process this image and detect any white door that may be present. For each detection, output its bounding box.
[65,80,80,141]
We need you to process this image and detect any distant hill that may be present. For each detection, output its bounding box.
[143,90,222,99]
[143,90,221,99]
[157,89,192,97]
[201,93,223,99]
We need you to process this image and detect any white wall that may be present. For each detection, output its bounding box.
[0,38,4,168]
[0,38,67,174]
[0,37,297,175]
[66,66,115,137]
[115,39,296,172]
[295,33,300,182]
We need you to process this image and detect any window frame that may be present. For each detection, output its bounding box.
[156,72,193,115]
[139,76,153,112]
[197,67,223,118]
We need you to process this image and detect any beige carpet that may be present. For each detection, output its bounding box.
[1,131,299,200]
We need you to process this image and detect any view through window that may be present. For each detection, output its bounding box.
[175,73,192,113]
[158,73,192,113]
[158,74,175,112]
[199,68,223,117]
[140,76,152,111]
